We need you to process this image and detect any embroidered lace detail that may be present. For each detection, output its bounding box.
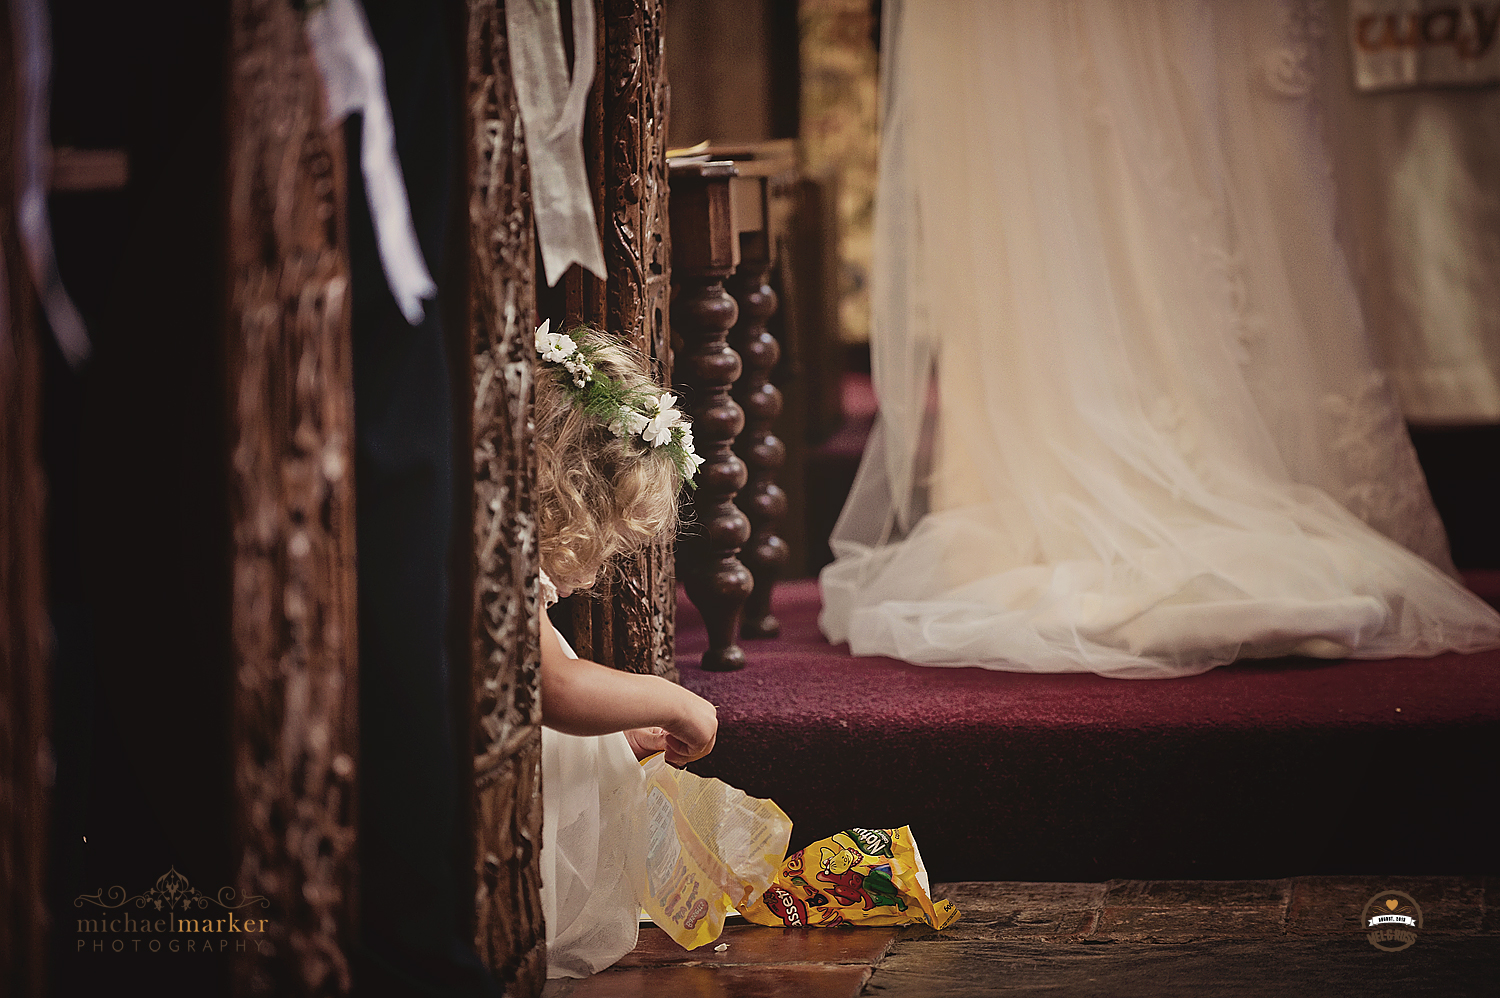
[1263,0,1329,97]
[539,567,559,609]
[1321,371,1452,566]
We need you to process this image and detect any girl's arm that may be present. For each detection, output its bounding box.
[539,610,718,766]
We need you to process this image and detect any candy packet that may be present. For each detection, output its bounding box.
[637,754,793,950]
[741,826,960,929]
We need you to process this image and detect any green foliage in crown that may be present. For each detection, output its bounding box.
[535,320,704,489]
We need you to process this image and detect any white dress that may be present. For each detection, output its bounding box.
[820,0,1500,678]
[538,570,649,978]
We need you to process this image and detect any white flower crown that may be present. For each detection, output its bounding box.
[535,320,705,488]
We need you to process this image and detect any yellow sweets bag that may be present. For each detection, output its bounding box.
[741,826,960,929]
[638,754,793,950]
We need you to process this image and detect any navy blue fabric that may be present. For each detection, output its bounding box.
[350,4,501,995]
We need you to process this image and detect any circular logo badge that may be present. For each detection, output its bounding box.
[1362,890,1422,952]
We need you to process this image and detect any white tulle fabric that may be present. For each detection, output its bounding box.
[538,570,648,978]
[819,0,1500,679]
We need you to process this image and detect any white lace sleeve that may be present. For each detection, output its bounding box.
[539,567,559,609]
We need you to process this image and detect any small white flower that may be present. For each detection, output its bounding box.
[563,355,594,386]
[535,320,579,366]
[641,393,683,447]
[609,409,648,440]
[647,392,678,417]
[643,411,682,447]
[680,429,705,472]
[623,409,650,436]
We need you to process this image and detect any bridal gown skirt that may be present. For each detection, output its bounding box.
[819,0,1500,678]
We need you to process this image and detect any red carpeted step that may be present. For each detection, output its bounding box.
[815,372,878,461]
[677,576,1500,882]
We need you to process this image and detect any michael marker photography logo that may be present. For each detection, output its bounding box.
[74,866,272,956]
[1362,889,1422,952]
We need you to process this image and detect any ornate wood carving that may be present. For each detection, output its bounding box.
[557,0,676,681]
[670,161,751,671]
[0,15,50,993]
[225,1,359,993]
[602,0,675,679]
[728,227,789,639]
[465,3,545,995]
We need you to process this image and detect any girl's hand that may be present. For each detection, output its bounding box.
[624,726,669,760]
[662,687,718,767]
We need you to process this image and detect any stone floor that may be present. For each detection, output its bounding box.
[541,876,1500,997]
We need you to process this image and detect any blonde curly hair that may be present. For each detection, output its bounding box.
[535,328,684,593]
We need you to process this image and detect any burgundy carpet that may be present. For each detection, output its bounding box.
[676,575,1500,882]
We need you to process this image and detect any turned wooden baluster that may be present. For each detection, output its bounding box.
[729,221,789,639]
[670,160,752,671]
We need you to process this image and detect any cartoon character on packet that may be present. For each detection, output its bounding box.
[741,826,959,930]
[817,842,907,912]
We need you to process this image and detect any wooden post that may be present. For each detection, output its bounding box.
[728,170,790,639]
[600,0,676,680]
[670,160,752,671]
[0,13,50,993]
[465,2,546,995]
[551,0,678,681]
[225,0,360,993]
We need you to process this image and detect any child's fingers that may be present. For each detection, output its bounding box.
[625,726,669,760]
[663,730,715,767]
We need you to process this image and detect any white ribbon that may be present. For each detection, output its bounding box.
[506,0,608,286]
[10,0,89,366]
[306,0,437,326]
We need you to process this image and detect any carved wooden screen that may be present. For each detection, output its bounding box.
[465,3,546,996]
[225,1,360,993]
[0,12,50,994]
[555,0,676,681]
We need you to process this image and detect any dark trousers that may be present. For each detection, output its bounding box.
[350,5,501,996]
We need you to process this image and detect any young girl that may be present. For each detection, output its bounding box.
[531,321,718,978]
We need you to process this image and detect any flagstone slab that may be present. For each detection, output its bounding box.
[542,963,871,998]
[1286,876,1486,934]
[1093,905,1288,942]
[613,924,897,968]
[1093,879,1292,941]
[910,882,1106,941]
[1102,878,1292,908]
[863,936,1500,998]
[542,877,1499,996]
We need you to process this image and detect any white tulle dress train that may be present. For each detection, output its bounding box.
[819,0,1500,678]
